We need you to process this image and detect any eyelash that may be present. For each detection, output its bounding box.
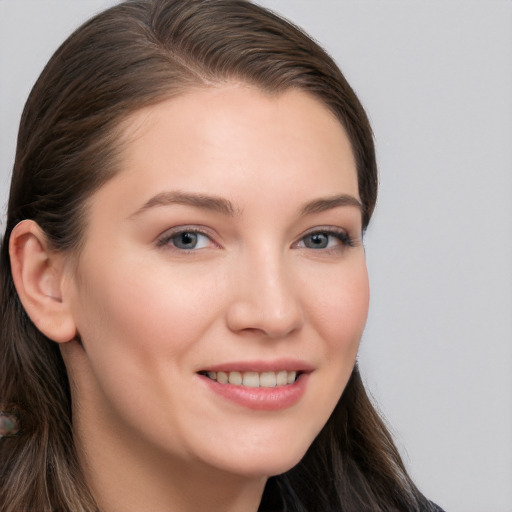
[156,226,217,252]
[294,227,357,252]
[156,226,357,253]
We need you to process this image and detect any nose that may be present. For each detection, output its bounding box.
[226,250,304,339]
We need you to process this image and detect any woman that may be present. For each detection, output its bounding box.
[0,1,444,511]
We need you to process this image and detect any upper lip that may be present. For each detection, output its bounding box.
[198,359,314,373]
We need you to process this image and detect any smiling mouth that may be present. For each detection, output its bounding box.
[199,370,300,388]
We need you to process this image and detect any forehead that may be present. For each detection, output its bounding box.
[116,84,357,191]
[84,84,360,231]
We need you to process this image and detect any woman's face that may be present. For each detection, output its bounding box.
[63,84,369,478]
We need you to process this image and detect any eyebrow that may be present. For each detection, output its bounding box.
[131,191,362,219]
[131,191,239,217]
[299,194,363,216]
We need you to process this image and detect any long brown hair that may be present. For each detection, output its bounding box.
[1,1,434,510]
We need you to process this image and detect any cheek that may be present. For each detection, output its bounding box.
[69,254,225,403]
[308,258,369,404]
[76,251,211,338]
[67,259,220,436]
[310,258,370,353]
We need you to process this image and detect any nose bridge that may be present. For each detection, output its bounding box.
[226,243,303,338]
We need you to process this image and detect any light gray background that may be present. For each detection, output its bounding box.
[1,1,511,511]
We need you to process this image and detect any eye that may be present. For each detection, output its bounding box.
[302,232,332,249]
[296,228,356,251]
[157,228,214,251]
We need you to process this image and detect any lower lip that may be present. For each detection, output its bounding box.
[198,373,309,411]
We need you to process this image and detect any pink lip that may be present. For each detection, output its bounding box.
[197,360,312,411]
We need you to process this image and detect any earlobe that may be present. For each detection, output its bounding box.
[9,220,77,343]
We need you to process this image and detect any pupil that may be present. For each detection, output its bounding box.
[308,233,328,248]
[178,232,197,248]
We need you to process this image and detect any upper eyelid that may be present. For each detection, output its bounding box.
[157,224,215,237]
[301,225,346,233]
[296,225,350,239]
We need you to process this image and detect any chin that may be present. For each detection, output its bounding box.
[200,438,312,479]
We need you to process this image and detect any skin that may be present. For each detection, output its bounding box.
[12,84,370,512]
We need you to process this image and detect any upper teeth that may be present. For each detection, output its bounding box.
[205,370,298,388]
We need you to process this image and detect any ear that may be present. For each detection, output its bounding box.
[9,220,77,343]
